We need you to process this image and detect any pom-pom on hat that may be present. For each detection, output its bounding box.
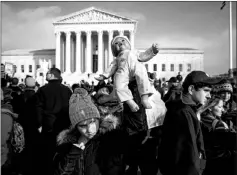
[213,82,233,94]
[69,88,100,129]
[111,35,131,57]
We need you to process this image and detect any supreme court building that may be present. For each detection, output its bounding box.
[1,7,204,85]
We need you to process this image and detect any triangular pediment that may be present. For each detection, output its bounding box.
[54,7,137,24]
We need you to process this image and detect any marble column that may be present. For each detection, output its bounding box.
[118,30,124,36]
[48,58,52,69]
[65,31,71,73]
[75,31,81,73]
[129,30,135,50]
[97,30,103,73]
[55,31,61,70]
[108,30,113,66]
[85,31,92,73]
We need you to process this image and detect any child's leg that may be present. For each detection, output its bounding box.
[126,99,139,112]
[132,61,153,109]
[141,94,152,109]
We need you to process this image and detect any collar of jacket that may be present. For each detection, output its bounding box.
[48,79,61,83]
[56,114,120,146]
[24,87,35,91]
[181,93,202,109]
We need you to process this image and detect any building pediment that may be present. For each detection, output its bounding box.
[54,7,137,24]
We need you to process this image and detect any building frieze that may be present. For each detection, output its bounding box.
[54,7,137,25]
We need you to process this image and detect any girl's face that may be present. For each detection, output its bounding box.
[77,118,99,139]
[211,99,224,117]
[220,91,231,102]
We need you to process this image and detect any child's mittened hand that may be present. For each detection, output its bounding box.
[152,43,159,54]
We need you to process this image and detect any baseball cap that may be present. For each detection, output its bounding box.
[166,77,178,83]
[182,71,221,87]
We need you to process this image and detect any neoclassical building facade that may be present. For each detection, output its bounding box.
[1,7,204,85]
[53,7,136,76]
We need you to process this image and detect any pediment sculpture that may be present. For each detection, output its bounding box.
[65,10,124,22]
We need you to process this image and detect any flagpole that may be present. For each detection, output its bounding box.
[229,1,233,78]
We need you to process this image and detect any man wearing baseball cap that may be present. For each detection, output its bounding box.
[158,71,221,175]
[163,77,181,102]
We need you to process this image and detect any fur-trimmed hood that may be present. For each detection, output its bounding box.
[57,114,120,145]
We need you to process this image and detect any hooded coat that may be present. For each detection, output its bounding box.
[53,114,125,175]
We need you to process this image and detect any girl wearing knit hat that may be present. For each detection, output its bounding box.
[54,88,124,175]
[95,35,159,112]
[213,79,236,113]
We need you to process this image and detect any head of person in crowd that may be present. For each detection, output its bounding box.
[182,71,220,106]
[154,79,160,88]
[176,72,183,83]
[208,97,225,118]
[212,79,236,113]
[80,80,93,94]
[213,79,233,103]
[200,95,234,131]
[46,68,62,82]
[69,88,101,140]
[11,77,19,86]
[166,77,179,89]
[94,80,106,92]
[71,83,80,93]
[18,83,26,91]
[25,76,36,89]
[200,95,224,117]
[111,35,131,57]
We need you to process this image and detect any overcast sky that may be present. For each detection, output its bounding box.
[1,1,236,75]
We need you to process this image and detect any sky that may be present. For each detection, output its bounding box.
[1,1,236,75]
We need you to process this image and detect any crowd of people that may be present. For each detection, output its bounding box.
[1,35,237,175]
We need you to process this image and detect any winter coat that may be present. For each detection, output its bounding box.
[158,93,206,175]
[9,85,24,114]
[18,89,40,145]
[53,114,125,175]
[35,80,72,135]
[201,111,237,175]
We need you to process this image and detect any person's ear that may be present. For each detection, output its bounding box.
[188,85,195,95]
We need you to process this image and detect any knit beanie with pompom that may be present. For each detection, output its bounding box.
[213,82,233,94]
[69,88,100,129]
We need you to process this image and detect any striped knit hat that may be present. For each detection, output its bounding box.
[69,88,100,129]
[213,82,233,94]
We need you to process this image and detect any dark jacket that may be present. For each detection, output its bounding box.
[9,85,24,114]
[18,88,40,144]
[122,79,148,136]
[158,93,205,175]
[201,112,237,175]
[35,80,72,134]
[53,115,125,175]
